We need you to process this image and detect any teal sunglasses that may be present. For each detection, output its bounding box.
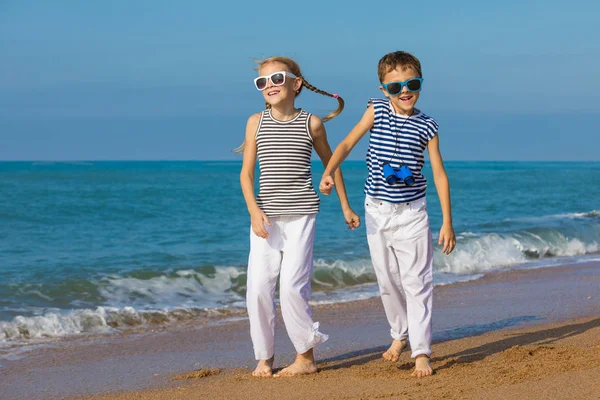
[381,78,423,95]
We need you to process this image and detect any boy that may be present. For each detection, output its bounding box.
[319,51,456,377]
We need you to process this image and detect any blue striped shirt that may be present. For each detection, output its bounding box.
[364,98,438,203]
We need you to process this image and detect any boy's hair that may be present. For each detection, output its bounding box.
[377,51,422,82]
[235,56,344,153]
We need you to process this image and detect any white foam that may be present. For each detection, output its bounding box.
[458,231,479,237]
[436,234,526,274]
[436,231,599,275]
[0,303,246,345]
[0,307,113,343]
[502,210,600,223]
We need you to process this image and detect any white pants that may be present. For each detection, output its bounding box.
[365,196,433,358]
[246,214,328,360]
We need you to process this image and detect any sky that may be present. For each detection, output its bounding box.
[1,0,599,161]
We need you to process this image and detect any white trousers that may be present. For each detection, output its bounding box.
[365,196,433,358]
[246,214,328,360]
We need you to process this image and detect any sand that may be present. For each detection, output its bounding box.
[76,317,600,400]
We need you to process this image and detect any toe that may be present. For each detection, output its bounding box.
[252,368,272,377]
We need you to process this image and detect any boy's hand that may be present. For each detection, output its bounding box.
[251,210,271,239]
[343,207,361,230]
[438,224,456,254]
[319,175,335,195]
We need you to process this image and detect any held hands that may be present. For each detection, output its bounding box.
[251,209,271,239]
[319,174,335,195]
[343,207,361,230]
[438,223,456,255]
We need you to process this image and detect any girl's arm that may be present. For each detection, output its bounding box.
[427,134,456,254]
[240,113,271,238]
[310,115,360,229]
[319,105,375,194]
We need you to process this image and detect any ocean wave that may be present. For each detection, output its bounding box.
[2,209,599,345]
[500,210,600,223]
[97,261,379,309]
[312,259,376,290]
[98,266,246,309]
[94,218,598,307]
[436,230,599,275]
[0,305,245,344]
[3,221,599,324]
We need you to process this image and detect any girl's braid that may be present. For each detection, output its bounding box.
[301,78,344,122]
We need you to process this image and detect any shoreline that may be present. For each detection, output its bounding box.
[2,262,599,400]
[76,316,600,400]
[3,254,598,354]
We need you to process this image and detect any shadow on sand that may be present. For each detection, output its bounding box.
[318,317,599,372]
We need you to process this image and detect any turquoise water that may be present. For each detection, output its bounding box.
[0,161,599,344]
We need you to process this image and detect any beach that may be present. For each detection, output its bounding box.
[2,1,600,398]
[1,162,599,399]
[2,261,598,400]
[76,316,600,400]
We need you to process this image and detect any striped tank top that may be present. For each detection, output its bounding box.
[255,109,320,216]
[364,98,439,203]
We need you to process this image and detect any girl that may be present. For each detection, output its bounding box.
[239,56,360,377]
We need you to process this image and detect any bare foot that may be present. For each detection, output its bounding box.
[252,356,274,377]
[411,354,433,378]
[382,339,407,362]
[274,349,318,377]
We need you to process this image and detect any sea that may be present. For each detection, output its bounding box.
[1,161,599,354]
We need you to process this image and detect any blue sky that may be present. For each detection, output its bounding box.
[1,0,599,160]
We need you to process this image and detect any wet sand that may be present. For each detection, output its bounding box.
[2,262,599,400]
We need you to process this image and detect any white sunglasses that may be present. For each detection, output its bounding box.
[253,71,298,91]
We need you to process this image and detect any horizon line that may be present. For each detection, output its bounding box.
[1,159,599,163]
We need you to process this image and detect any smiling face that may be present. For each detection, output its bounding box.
[380,65,421,116]
[258,61,302,108]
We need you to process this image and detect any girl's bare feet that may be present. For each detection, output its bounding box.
[382,339,407,362]
[274,349,318,377]
[252,356,274,377]
[411,354,433,378]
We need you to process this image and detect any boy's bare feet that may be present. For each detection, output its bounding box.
[411,354,433,378]
[382,339,407,362]
[274,349,318,377]
[252,356,274,377]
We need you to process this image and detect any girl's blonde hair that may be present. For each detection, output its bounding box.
[234,56,344,153]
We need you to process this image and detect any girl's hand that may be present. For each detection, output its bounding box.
[251,210,271,239]
[438,223,456,254]
[343,207,361,230]
[319,175,335,195]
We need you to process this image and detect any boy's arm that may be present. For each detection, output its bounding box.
[240,113,270,239]
[319,105,375,195]
[427,134,456,254]
[311,115,360,229]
